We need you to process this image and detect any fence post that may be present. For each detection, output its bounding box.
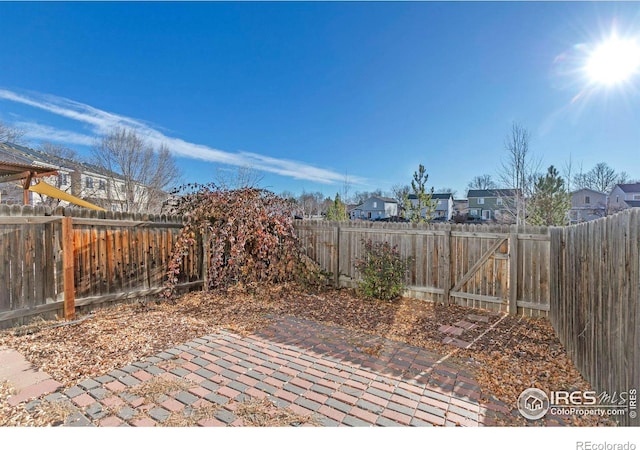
[508,226,518,315]
[334,224,341,288]
[202,229,209,290]
[62,216,76,320]
[443,227,451,305]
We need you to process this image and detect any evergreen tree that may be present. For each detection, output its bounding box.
[325,193,348,221]
[404,164,435,223]
[528,165,571,226]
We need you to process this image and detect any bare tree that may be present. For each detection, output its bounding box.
[279,190,297,202]
[341,171,352,204]
[573,162,625,194]
[297,191,325,218]
[562,154,575,193]
[214,165,264,190]
[92,127,181,213]
[466,174,497,192]
[497,122,541,225]
[391,184,410,211]
[589,163,618,193]
[0,120,25,144]
[351,189,383,206]
[40,141,79,162]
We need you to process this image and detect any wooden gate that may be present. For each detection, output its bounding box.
[448,233,510,311]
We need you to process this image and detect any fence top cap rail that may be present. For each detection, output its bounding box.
[0,204,184,224]
[297,219,549,234]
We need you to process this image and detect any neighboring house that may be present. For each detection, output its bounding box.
[608,183,640,214]
[453,199,469,216]
[345,203,358,218]
[0,141,163,212]
[569,188,607,223]
[407,193,454,220]
[432,193,454,220]
[350,196,398,220]
[467,189,519,223]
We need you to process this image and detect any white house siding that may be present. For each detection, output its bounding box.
[608,183,640,214]
[408,193,453,220]
[385,202,398,217]
[350,196,398,220]
[570,189,607,223]
[433,194,454,220]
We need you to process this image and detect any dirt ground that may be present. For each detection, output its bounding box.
[0,284,616,427]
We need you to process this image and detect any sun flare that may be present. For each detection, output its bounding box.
[585,34,640,86]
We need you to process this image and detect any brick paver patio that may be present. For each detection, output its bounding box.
[3,316,515,426]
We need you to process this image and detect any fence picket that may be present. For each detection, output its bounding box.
[548,210,639,426]
[296,221,550,315]
[0,206,201,329]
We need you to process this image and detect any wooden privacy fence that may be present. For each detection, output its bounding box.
[295,220,551,317]
[549,209,639,426]
[296,215,639,425]
[0,204,202,329]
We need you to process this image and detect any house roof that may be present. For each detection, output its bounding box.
[351,196,398,211]
[431,193,453,200]
[371,196,397,203]
[0,143,38,166]
[467,189,519,198]
[407,193,452,200]
[1,141,72,170]
[616,183,640,194]
[0,141,122,180]
[570,188,606,195]
[0,146,59,184]
[625,200,640,208]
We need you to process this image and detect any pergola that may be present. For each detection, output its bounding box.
[0,160,106,211]
[0,160,59,205]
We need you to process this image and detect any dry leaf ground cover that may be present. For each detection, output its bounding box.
[0,284,616,427]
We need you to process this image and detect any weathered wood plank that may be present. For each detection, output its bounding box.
[43,222,55,303]
[0,224,11,311]
[450,291,503,304]
[508,230,518,315]
[442,229,451,305]
[0,280,203,325]
[450,238,507,293]
[104,227,114,294]
[11,227,23,312]
[548,210,639,426]
[62,217,75,320]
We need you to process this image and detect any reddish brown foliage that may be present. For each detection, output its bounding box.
[163,184,323,298]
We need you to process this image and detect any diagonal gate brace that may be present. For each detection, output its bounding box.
[450,237,508,293]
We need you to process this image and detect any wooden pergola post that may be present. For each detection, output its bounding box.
[22,172,33,205]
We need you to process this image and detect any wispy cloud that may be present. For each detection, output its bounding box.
[12,121,96,146]
[0,89,365,185]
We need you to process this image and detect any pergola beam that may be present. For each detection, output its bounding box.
[0,162,59,205]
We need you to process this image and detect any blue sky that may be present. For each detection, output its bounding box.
[1,1,639,200]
